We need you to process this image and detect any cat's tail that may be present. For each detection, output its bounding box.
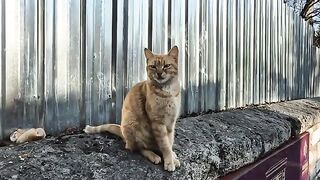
[83,124,123,138]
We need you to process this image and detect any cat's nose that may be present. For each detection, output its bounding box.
[157,72,163,78]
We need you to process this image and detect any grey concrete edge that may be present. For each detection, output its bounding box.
[0,98,319,180]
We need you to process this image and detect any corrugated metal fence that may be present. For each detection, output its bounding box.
[0,0,319,139]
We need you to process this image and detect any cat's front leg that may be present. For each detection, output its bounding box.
[152,123,177,171]
[168,130,180,168]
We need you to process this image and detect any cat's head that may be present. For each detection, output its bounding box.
[144,46,179,84]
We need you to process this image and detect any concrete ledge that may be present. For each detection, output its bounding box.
[265,98,320,179]
[0,98,319,179]
[266,97,320,134]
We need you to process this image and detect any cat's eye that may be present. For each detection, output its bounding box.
[164,64,171,69]
[149,65,156,69]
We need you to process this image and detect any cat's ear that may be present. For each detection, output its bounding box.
[144,48,154,60]
[168,45,179,60]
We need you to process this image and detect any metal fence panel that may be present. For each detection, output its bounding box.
[43,0,81,133]
[85,0,113,125]
[0,0,319,139]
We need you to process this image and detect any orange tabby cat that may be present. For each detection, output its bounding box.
[10,128,46,143]
[84,46,181,171]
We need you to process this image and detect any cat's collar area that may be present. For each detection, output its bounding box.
[149,82,180,98]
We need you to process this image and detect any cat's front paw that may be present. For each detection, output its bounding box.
[173,158,180,168]
[172,152,180,167]
[164,160,176,172]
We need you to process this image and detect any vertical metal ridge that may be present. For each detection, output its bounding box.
[279,1,284,101]
[206,0,217,110]
[184,0,189,114]
[171,0,186,114]
[265,1,271,103]
[103,0,113,124]
[316,49,318,97]
[0,0,5,138]
[187,0,200,113]
[148,0,153,50]
[226,0,236,108]
[297,17,301,98]
[80,0,87,127]
[270,0,275,102]
[126,0,133,90]
[37,0,45,128]
[292,12,297,99]
[115,0,124,123]
[243,0,249,105]
[248,0,254,105]
[111,0,118,121]
[21,0,27,127]
[284,4,289,100]
[141,0,149,80]
[236,0,244,107]
[122,0,128,96]
[199,0,210,111]
[274,0,279,102]
[253,0,260,105]
[217,0,227,110]
[84,0,93,125]
[167,0,172,50]
[199,0,204,111]
[259,0,266,104]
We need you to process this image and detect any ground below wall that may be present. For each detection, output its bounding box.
[0,98,319,180]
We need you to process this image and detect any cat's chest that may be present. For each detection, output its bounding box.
[161,96,180,112]
[148,94,181,118]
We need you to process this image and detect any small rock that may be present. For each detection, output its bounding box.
[61,168,70,175]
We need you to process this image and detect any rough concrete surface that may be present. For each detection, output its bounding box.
[267,98,320,180]
[0,98,319,180]
[266,97,320,134]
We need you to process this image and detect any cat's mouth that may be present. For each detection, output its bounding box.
[154,75,170,84]
[157,76,164,80]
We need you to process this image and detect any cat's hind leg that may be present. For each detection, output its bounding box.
[121,125,137,151]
